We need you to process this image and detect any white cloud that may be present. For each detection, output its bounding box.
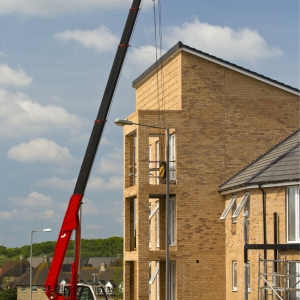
[97,147,122,174]
[0,0,134,16]
[0,64,32,87]
[0,211,11,219]
[37,209,57,220]
[0,89,87,138]
[163,18,282,63]
[7,138,76,164]
[10,191,53,207]
[81,197,99,215]
[32,176,76,190]
[55,27,119,52]
[126,45,158,76]
[87,176,122,191]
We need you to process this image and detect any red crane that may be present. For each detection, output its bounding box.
[44,1,142,299]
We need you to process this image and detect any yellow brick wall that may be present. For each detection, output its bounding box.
[122,48,299,299]
[135,52,182,111]
[224,187,300,300]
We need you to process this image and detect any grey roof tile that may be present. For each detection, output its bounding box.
[219,129,300,191]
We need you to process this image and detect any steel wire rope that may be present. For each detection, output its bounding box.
[86,0,145,182]
[152,0,166,163]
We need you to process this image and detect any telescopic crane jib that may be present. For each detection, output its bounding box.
[44,1,142,299]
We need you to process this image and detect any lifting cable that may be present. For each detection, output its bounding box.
[152,0,166,164]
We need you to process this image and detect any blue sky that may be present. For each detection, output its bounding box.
[0,0,299,248]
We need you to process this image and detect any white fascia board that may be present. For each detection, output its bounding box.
[220,181,300,195]
[182,48,300,96]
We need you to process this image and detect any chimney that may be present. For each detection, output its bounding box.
[20,254,24,261]
[43,255,49,263]
[100,262,107,272]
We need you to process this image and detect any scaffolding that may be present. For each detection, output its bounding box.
[258,254,300,299]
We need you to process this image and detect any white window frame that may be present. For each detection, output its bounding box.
[149,262,159,284]
[244,195,250,220]
[156,200,160,248]
[149,145,152,184]
[233,192,250,219]
[133,136,136,185]
[220,195,237,219]
[247,261,250,292]
[21,286,26,292]
[287,186,300,243]
[149,202,160,248]
[232,261,237,291]
[156,268,160,300]
[32,285,37,292]
[169,134,176,181]
[232,200,237,223]
[169,197,176,246]
[156,141,160,185]
[149,203,152,248]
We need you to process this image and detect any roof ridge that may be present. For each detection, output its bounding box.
[133,41,300,93]
[219,128,300,189]
[179,42,300,93]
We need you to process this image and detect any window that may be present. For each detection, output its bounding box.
[247,261,250,292]
[287,186,300,242]
[156,141,160,184]
[149,262,160,300]
[21,286,26,292]
[244,195,250,219]
[77,286,94,300]
[149,262,159,284]
[156,200,160,247]
[232,261,237,291]
[149,145,152,184]
[233,192,250,218]
[169,198,176,246]
[32,285,37,292]
[149,203,152,248]
[133,136,136,185]
[156,263,160,300]
[169,134,176,181]
[149,202,159,248]
[232,200,237,223]
[220,195,237,220]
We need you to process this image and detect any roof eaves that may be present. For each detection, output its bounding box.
[132,42,182,87]
[220,180,300,195]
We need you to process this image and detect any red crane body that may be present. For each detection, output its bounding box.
[44,1,142,299]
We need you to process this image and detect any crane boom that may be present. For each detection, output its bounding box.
[44,1,142,299]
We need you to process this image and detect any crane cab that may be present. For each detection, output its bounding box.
[63,283,109,300]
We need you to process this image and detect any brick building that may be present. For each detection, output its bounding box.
[118,42,299,299]
[219,129,300,299]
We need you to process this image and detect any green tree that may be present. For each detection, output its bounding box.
[0,288,17,300]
